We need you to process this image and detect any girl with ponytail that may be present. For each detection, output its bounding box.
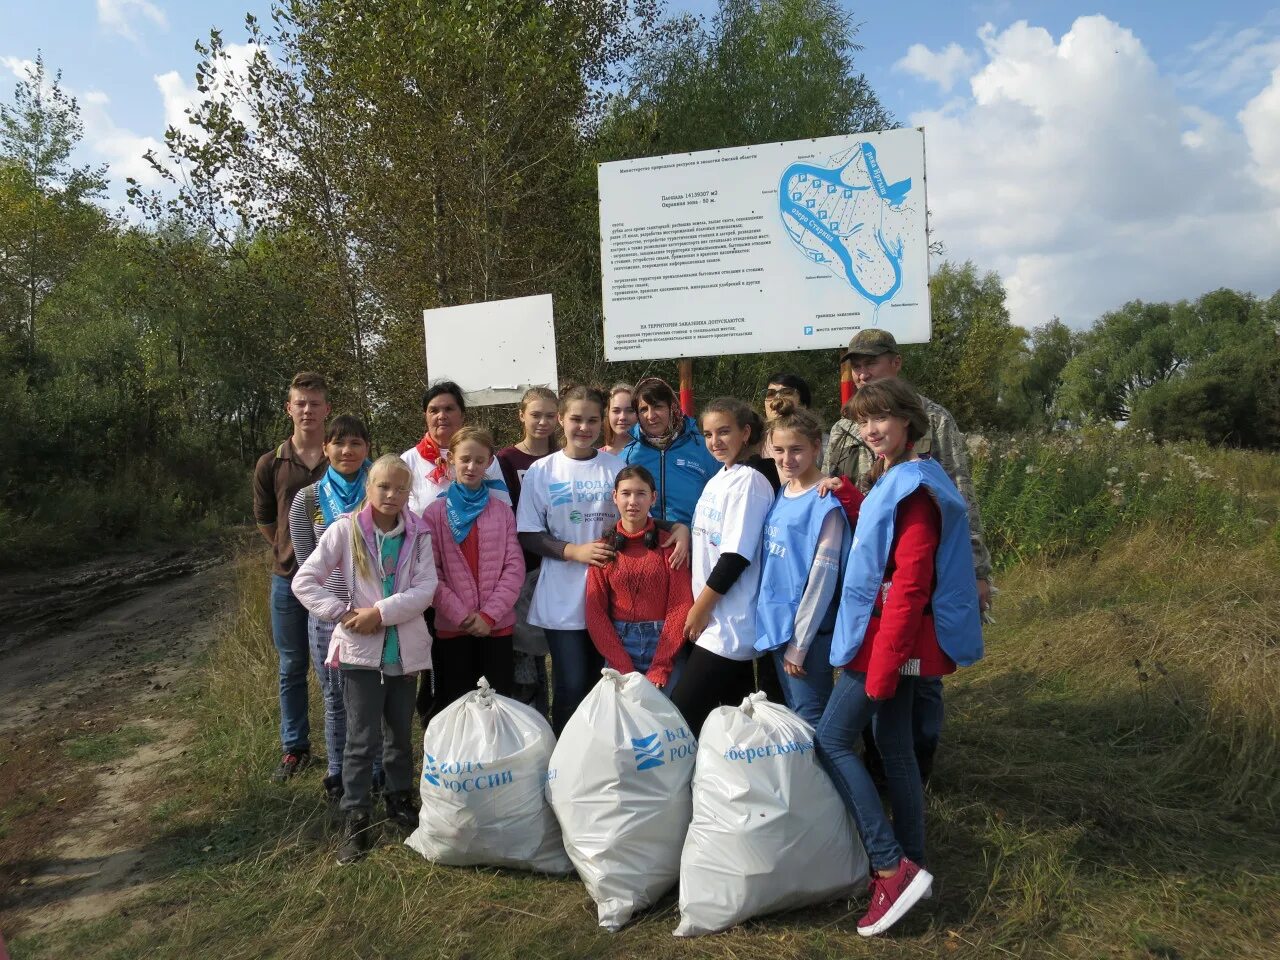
[293,455,439,865]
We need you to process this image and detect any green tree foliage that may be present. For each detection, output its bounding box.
[1057,288,1280,447]
[992,318,1083,430]
[0,54,108,350]
[136,1,662,442]
[898,261,1022,427]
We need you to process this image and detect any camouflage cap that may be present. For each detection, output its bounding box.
[840,328,899,362]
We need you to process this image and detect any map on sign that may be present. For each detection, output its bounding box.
[778,141,918,318]
[597,129,930,361]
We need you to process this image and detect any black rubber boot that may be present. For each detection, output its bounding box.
[336,812,373,865]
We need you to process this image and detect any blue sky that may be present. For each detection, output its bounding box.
[4,1,1280,328]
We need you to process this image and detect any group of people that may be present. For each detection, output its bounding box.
[251,328,991,937]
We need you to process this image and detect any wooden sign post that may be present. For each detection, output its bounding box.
[839,349,855,406]
[678,358,695,417]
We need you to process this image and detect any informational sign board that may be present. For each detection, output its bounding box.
[423,294,558,406]
[598,129,930,361]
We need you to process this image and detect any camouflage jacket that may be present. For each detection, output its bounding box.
[826,395,993,581]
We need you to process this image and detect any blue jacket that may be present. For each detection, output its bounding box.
[831,458,983,669]
[621,417,719,525]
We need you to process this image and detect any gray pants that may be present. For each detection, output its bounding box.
[341,668,417,814]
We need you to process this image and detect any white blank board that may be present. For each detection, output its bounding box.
[423,294,558,406]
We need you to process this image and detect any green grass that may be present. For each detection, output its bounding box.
[12,433,1280,959]
[64,725,158,764]
[971,428,1279,569]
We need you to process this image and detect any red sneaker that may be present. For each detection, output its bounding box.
[857,857,933,937]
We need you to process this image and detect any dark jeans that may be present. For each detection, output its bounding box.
[269,573,310,752]
[771,630,835,728]
[429,634,516,719]
[668,644,755,738]
[341,668,416,814]
[815,671,924,872]
[863,675,945,782]
[544,628,603,736]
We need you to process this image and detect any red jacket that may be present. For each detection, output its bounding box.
[847,487,956,699]
[585,521,693,686]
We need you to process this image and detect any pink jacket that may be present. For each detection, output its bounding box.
[421,497,525,635]
[291,506,438,673]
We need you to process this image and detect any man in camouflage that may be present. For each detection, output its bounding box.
[827,328,993,783]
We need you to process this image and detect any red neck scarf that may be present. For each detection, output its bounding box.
[415,433,448,484]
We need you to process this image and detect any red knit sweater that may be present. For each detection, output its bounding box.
[847,487,956,699]
[585,521,693,686]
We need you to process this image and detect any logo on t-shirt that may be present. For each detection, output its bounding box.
[550,481,572,506]
[710,531,722,547]
[569,510,583,524]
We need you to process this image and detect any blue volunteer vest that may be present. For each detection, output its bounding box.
[755,485,848,653]
[830,458,983,668]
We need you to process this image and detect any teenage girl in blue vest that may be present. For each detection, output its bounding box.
[814,378,983,938]
[754,399,849,726]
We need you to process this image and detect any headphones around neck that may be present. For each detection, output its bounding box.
[610,525,659,552]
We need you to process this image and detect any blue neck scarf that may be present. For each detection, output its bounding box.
[444,478,505,543]
[316,460,371,525]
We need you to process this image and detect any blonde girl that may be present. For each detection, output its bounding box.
[293,455,438,865]
[754,399,850,726]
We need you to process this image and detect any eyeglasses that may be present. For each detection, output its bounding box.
[764,387,798,399]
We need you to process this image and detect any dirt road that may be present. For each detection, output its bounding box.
[0,547,233,938]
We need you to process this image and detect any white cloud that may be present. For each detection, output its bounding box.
[1177,16,1280,98]
[894,42,978,93]
[909,15,1280,330]
[79,89,165,187]
[2,56,163,190]
[97,0,168,43]
[1239,65,1280,194]
[1,56,37,81]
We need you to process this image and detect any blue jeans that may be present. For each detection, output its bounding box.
[771,630,835,727]
[270,574,310,753]
[815,671,925,872]
[914,676,944,770]
[545,628,603,736]
[613,620,683,692]
[308,616,382,779]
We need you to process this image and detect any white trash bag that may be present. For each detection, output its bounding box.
[405,677,571,873]
[547,669,697,931]
[674,692,870,936]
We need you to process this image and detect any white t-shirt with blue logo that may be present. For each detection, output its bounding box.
[690,462,775,660]
[516,449,623,630]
